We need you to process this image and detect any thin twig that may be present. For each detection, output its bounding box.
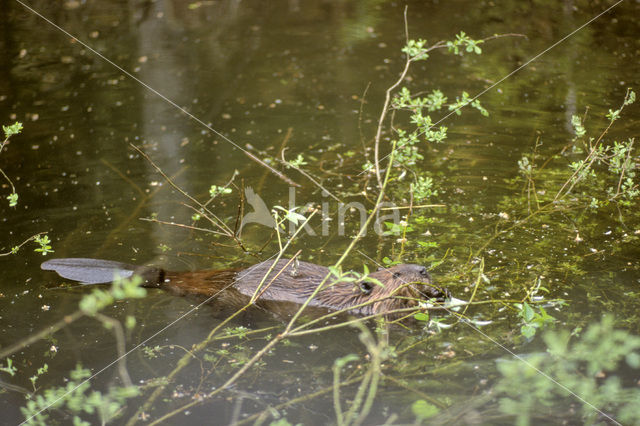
[100,159,146,198]
[94,313,133,387]
[372,6,412,189]
[379,204,445,210]
[0,311,84,359]
[243,150,300,187]
[554,89,632,201]
[277,127,293,157]
[138,217,229,237]
[0,232,46,257]
[358,82,372,159]
[130,143,250,252]
[280,148,342,202]
[614,138,634,198]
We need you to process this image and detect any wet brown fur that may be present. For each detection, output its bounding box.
[43,258,448,316]
[149,259,447,316]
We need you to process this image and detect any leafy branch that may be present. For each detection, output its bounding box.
[369,9,521,190]
[1,122,23,207]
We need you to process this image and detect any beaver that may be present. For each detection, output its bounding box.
[41,258,449,316]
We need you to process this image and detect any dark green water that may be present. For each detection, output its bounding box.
[1,0,639,424]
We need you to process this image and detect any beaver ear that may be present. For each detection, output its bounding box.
[359,281,373,295]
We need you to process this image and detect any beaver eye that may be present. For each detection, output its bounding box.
[419,267,429,277]
[393,272,401,278]
[359,281,373,295]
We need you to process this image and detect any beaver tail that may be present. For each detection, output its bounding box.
[41,258,165,288]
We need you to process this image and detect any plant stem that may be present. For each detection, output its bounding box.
[0,311,84,359]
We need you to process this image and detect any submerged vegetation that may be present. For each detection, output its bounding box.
[496,316,640,426]
[1,2,639,426]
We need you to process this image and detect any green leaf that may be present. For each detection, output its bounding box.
[286,154,307,168]
[269,419,293,426]
[209,185,232,198]
[285,211,306,225]
[624,90,635,105]
[417,241,438,248]
[411,399,439,420]
[7,192,18,207]
[3,122,23,138]
[521,324,537,339]
[522,302,535,322]
[0,358,17,376]
[125,316,137,330]
[34,234,54,255]
[414,312,429,322]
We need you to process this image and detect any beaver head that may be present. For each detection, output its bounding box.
[317,263,449,316]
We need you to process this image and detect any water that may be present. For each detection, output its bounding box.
[1,0,639,424]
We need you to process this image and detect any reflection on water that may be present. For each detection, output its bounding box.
[0,0,639,424]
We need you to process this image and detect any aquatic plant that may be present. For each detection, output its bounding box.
[496,316,640,425]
